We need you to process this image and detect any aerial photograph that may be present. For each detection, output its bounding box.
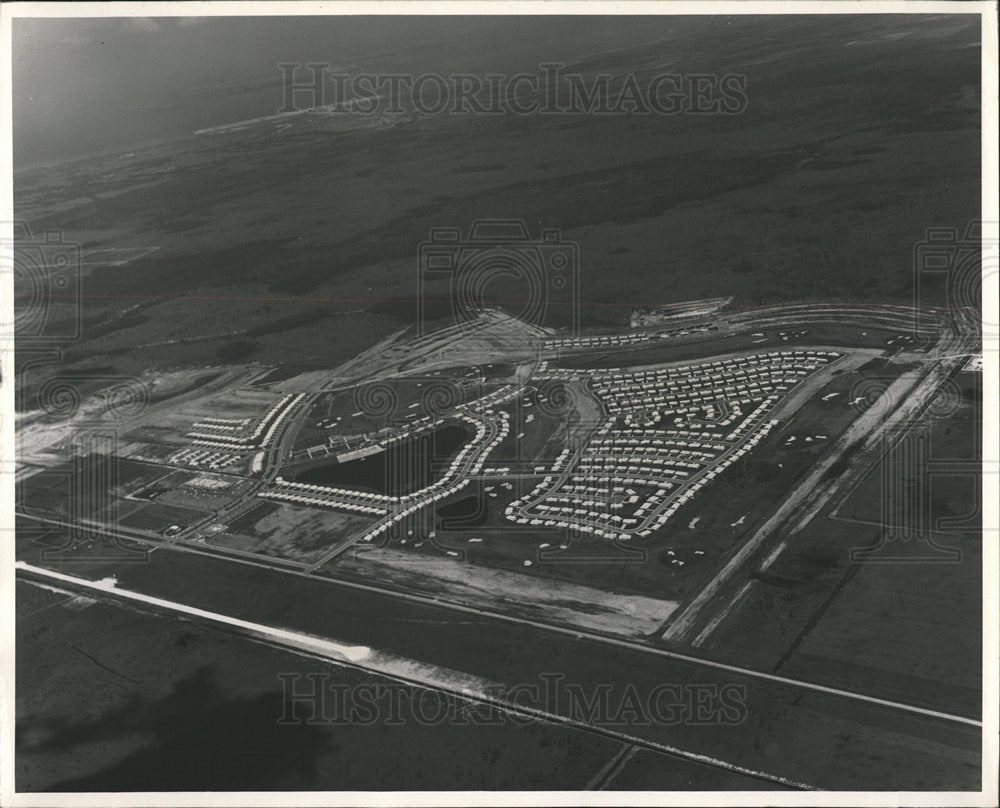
[1,3,996,804]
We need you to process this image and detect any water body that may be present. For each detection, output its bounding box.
[293,424,471,496]
[436,492,489,529]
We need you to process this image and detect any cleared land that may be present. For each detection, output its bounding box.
[15,581,629,791]
[207,502,380,563]
[696,371,982,718]
[14,553,981,791]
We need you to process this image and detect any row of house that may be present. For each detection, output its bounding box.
[170,447,242,471]
[500,353,827,539]
[189,393,307,449]
[544,321,713,351]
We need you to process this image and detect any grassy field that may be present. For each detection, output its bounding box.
[699,372,982,717]
[777,533,981,717]
[17,455,174,523]
[840,369,981,534]
[119,502,209,535]
[114,459,179,494]
[14,14,980,402]
[17,454,244,537]
[15,550,981,790]
[15,581,625,791]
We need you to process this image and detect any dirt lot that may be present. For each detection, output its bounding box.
[207,502,379,563]
[119,502,209,535]
[328,545,678,638]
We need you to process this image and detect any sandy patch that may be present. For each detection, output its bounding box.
[335,547,676,638]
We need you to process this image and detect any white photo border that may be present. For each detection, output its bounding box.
[0,2,996,807]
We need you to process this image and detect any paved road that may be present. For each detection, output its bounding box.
[15,303,984,791]
[14,564,807,790]
[13,548,980,791]
[14,511,979,729]
[658,305,978,646]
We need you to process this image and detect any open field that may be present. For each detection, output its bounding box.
[694,372,983,717]
[14,15,979,404]
[17,456,247,531]
[838,370,981,533]
[207,502,380,563]
[778,534,981,717]
[118,502,209,535]
[16,581,631,791]
[14,551,981,790]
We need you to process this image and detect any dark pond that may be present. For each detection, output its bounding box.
[292,424,471,495]
[436,492,489,529]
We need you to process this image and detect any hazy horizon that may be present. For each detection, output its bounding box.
[14,15,698,168]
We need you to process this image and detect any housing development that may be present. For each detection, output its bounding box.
[6,7,992,803]
[14,290,985,790]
